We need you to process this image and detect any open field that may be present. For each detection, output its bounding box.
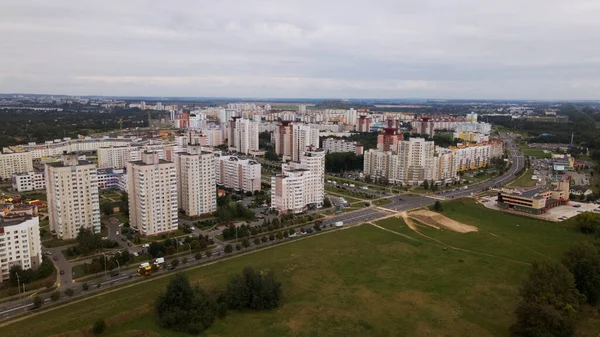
[508,168,537,187]
[3,199,598,336]
[518,144,552,159]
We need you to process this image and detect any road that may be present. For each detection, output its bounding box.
[0,135,523,322]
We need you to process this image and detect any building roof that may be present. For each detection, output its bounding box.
[46,160,93,167]
[129,159,172,166]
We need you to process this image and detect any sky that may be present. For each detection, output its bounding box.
[1,0,600,100]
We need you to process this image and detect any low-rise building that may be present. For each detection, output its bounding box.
[97,168,125,190]
[11,171,46,192]
[497,178,570,214]
[0,152,33,180]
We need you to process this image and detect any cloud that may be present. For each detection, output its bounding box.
[0,0,599,99]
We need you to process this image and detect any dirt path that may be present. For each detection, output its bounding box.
[409,209,478,233]
[368,223,420,242]
[395,213,530,266]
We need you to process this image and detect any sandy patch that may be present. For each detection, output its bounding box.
[409,210,478,233]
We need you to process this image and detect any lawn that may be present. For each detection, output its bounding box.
[373,198,393,206]
[508,168,537,187]
[41,238,77,248]
[519,144,552,159]
[3,199,597,337]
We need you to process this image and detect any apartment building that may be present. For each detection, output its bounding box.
[172,146,216,217]
[389,138,436,185]
[127,152,178,236]
[363,150,393,181]
[451,144,491,171]
[271,149,325,214]
[274,121,293,160]
[11,171,45,192]
[228,118,259,155]
[45,154,100,240]
[357,115,371,132]
[215,153,261,192]
[273,122,320,162]
[4,138,132,159]
[97,146,131,169]
[0,152,33,179]
[323,138,364,155]
[0,211,42,281]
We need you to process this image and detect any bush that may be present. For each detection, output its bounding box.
[182,257,188,264]
[50,291,60,301]
[65,288,75,297]
[225,267,281,311]
[82,282,89,291]
[156,274,216,334]
[194,252,202,260]
[253,238,260,245]
[269,233,275,241]
[93,319,107,334]
[206,249,213,258]
[171,259,179,267]
[224,244,233,253]
[241,239,250,248]
[33,295,43,308]
[261,236,268,243]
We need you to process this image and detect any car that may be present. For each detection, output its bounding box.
[142,243,150,248]
[60,270,65,275]
[116,231,120,235]
[43,251,52,255]
[190,226,196,231]
[573,204,581,208]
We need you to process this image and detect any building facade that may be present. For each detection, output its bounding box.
[11,171,45,192]
[215,153,261,192]
[228,118,259,155]
[0,152,33,179]
[97,146,131,169]
[127,152,178,236]
[0,214,42,281]
[323,138,363,155]
[45,154,100,240]
[172,146,217,217]
[271,149,325,214]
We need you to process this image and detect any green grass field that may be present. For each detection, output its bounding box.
[508,168,537,187]
[3,199,597,336]
[373,198,393,206]
[519,144,552,159]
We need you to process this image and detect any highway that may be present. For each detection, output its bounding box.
[0,135,523,322]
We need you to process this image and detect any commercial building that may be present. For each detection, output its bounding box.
[45,153,100,240]
[11,171,45,192]
[228,118,259,155]
[0,211,42,281]
[497,178,570,214]
[271,149,325,214]
[172,146,216,217]
[127,152,178,236]
[215,153,261,192]
[323,138,364,155]
[0,152,33,179]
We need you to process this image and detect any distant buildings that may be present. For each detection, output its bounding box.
[215,153,261,192]
[4,137,132,159]
[11,171,45,192]
[271,149,325,214]
[357,115,371,132]
[45,154,100,240]
[127,152,178,236]
[228,118,259,155]
[0,208,42,281]
[0,152,33,179]
[323,138,364,156]
[172,146,217,217]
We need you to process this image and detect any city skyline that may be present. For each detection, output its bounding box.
[2,1,600,100]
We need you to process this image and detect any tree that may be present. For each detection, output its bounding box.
[65,288,75,297]
[261,236,268,243]
[82,282,89,291]
[422,179,429,190]
[574,213,600,234]
[323,197,332,208]
[77,227,102,255]
[33,295,43,308]
[194,252,202,260]
[269,233,275,241]
[182,257,188,264]
[562,243,600,305]
[171,259,179,267]
[276,232,283,240]
[156,274,217,334]
[253,238,260,245]
[224,244,233,253]
[206,249,213,258]
[100,201,114,216]
[50,291,60,301]
[93,319,107,334]
[241,239,250,248]
[510,302,575,337]
[225,267,282,311]
[434,201,443,212]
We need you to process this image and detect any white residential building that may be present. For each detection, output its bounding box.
[127,152,178,236]
[11,171,46,192]
[45,154,100,240]
[323,138,363,155]
[0,214,42,281]
[97,146,131,169]
[4,138,133,159]
[172,146,216,217]
[0,152,33,179]
[291,124,320,162]
[389,138,436,185]
[215,153,261,192]
[271,149,325,214]
[363,150,392,181]
[228,118,259,155]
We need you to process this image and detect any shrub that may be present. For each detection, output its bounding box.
[33,295,43,308]
[82,282,89,291]
[93,319,107,334]
[194,252,202,260]
[50,291,60,301]
[225,267,281,311]
[65,288,75,297]
[224,244,233,253]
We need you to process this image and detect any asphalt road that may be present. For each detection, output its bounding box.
[0,135,523,322]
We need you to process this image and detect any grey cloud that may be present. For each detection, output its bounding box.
[0,0,599,99]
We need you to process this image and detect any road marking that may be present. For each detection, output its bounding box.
[0,303,33,315]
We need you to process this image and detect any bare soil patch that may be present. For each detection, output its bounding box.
[409,210,478,233]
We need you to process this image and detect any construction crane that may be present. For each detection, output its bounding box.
[118,118,130,136]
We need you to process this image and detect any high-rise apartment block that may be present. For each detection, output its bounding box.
[127,152,178,236]
[0,152,33,179]
[357,115,371,132]
[0,209,42,281]
[323,138,364,155]
[97,146,131,169]
[228,117,259,155]
[274,122,320,162]
[46,154,100,239]
[271,149,325,214]
[215,153,261,192]
[172,146,217,217]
